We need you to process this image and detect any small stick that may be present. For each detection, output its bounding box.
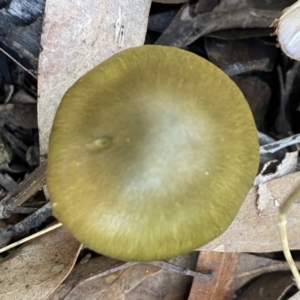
[147,260,212,278]
[0,47,37,79]
[0,160,47,219]
[260,133,300,154]
[0,222,62,254]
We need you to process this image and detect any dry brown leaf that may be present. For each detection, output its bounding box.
[156,0,291,46]
[127,252,198,300]
[59,263,160,300]
[47,255,124,299]
[0,226,81,300]
[50,252,197,300]
[99,264,161,300]
[189,252,300,300]
[188,251,238,300]
[200,171,300,252]
[237,272,295,300]
[234,253,300,291]
[38,0,151,155]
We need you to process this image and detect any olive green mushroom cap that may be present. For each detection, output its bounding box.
[47,45,259,262]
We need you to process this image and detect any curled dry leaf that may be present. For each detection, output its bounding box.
[237,272,295,300]
[254,151,298,186]
[0,226,81,300]
[156,0,290,47]
[234,253,300,291]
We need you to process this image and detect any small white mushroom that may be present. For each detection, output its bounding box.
[273,1,300,61]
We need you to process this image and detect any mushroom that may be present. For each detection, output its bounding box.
[272,1,300,61]
[47,45,259,261]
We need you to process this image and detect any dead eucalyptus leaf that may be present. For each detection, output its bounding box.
[0,226,81,300]
[127,252,198,300]
[156,0,295,47]
[200,171,300,252]
[38,0,151,155]
[189,252,300,299]
[237,272,295,300]
[47,256,124,299]
[188,251,238,300]
[234,253,300,291]
[61,263,161,300]
[99,264,161,300]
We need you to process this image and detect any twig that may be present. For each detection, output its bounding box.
[7,202,53,235]
[260,133,300,154]
[0,47,37,79]
[0,160,47,218]
[223,58,270,77]
[0,222,63,254]
[147,260,212,278]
